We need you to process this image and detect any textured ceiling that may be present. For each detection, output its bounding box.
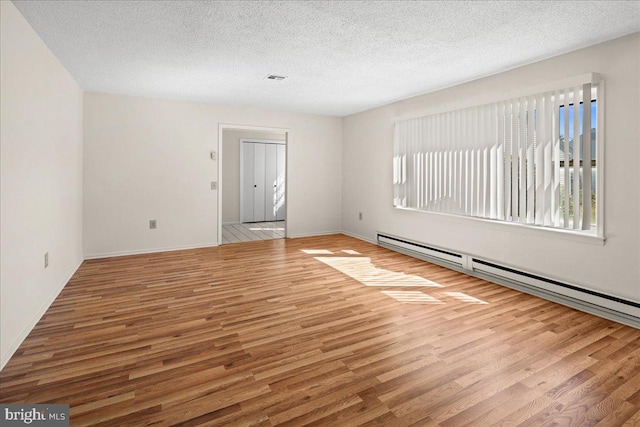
[12,1,640,117]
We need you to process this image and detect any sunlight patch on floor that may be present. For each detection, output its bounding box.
[302,249,334,255]
[443,292,488,304]
[314,256,444,288]
[381,290,445,304]
[306,251,490,305]
[341,250,361,255]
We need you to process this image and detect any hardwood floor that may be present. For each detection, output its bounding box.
[1,234,639,426]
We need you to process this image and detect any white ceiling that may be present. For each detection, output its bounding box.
[12,1,640,117]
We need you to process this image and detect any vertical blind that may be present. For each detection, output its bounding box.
[393,75,598,231]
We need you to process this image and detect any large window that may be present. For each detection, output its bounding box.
[393,74,600,234]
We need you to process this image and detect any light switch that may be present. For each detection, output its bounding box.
[210,151,216,160]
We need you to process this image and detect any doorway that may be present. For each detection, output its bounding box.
[218,125,289,245]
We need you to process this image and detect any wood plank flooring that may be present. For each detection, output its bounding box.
[1,234,639,426]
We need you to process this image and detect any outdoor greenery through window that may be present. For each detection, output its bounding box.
[393,75,599,234]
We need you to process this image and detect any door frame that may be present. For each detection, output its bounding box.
[239,138,286,224]
[217,124,290,246]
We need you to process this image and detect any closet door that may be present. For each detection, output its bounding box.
[276,144,286,221]
[241,142,255,223]
[252,143,266,222]
[265,144,278,221]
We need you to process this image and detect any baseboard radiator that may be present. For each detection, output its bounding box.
[377,232,640,329]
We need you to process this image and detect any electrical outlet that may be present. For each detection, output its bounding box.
[44,252,49,268]
[358,212,363,220]
[149,220,157,229]
[211,181,217,190]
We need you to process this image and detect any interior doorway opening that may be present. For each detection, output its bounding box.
[218,124,289,245]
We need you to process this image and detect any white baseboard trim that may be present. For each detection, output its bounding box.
[287,230,342,239]
[222,221,240,225]
[340,231,377,244]
[1,258,83,371]
[84,242,219,260]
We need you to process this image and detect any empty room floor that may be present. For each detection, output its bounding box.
[1,235,639,426]
[222,221,285,244]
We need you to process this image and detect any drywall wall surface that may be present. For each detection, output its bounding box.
[83,93,342,256]
[222,129,286,223]
[342,33,640,302]
[1,1,84,369]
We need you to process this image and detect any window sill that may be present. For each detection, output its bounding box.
[393,206,605,246]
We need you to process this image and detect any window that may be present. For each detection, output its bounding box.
[393,74,600,235]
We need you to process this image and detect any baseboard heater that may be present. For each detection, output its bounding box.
[377,232,640,329]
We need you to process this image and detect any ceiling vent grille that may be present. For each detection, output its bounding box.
[265,74,287,81]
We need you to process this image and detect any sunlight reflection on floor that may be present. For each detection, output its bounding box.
[314,256,444,288]
[249,227,285,231]
[381,290,445,304]
[302,249,335,255]
[306,249,489,305]
[443,291,488,304]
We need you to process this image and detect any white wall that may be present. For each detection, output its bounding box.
[84,93,342,257]
[0,1,84,369]
[222,129,285,223]
[342,33,640,303]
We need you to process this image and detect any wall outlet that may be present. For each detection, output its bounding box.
[358,212,363,220]
[149,220,157,229]
[44,252,49,268]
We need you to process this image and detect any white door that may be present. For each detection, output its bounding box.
[276,144,286,221]
[265,144,278,221]
[252,143,266,222]
[241,142,255,223]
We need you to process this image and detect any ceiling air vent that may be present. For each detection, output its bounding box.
[265,74,287,81]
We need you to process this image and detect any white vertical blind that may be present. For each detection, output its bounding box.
[393,77,598,232]
[581,82,593,230]
[510,100,519,222]
[552,91,561,226]
[572,86,581,229]
[562,90,571,228]
[518,97,526,224]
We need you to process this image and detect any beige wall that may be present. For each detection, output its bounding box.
[342,33,640,303]
[83,93,342,257]
[222,129,286,223]
[0,1,84,368]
